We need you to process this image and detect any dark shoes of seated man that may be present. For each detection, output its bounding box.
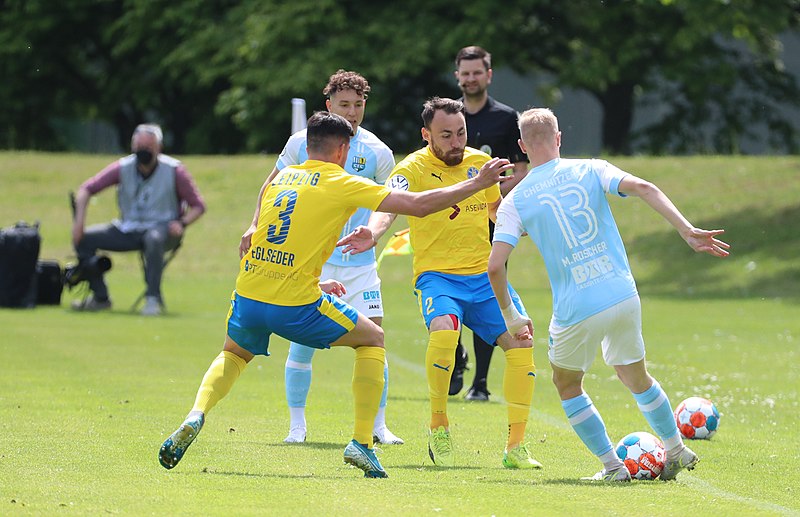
[71,294,163,316]
[71,294,112,312]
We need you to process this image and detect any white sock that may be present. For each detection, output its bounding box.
[664,433,682,451]
[289,407,306,430]
[665,434,685,460]
[599,449,625,471]
[373,406,387,431]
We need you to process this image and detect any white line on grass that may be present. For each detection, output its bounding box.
[682,474,798,516]
[388,352,798,514]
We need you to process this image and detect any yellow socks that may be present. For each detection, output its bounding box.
[426,330,459,429]
[352,346,386,446]
[503,347,535,449]
[191,351,248,415]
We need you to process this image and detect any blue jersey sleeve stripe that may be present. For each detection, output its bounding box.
[609,175,627,197]
[493,232,519,247]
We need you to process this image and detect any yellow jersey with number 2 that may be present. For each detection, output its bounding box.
[386,146,499,281]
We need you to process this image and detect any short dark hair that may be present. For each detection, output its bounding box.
[421,97,465,129]
[455,45,491,70]
[322,69,370,99]
[306,111,354,154]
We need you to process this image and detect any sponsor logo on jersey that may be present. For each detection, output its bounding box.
[352,155,367,172]
[388,175,410,191]
[431,172,443,181]
[448,205,461,220]
[362,290,381,301]
[467,166,479,179]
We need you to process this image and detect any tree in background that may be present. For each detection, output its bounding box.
[487,0,800,154]
[213,0,465,153]
[1,0,799,154]
[0,0,244,153]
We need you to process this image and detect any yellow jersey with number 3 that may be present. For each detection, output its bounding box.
[236,159,391,306]
[386,146,499,280]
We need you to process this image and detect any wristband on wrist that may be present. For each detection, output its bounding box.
[500,301,524,327]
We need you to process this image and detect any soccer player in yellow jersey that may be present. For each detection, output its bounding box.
[339,97,542,469]
[241,70,402,446]
[158,111,513,478]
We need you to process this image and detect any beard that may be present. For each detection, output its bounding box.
[430,141,465,166]
[459,82,486,100]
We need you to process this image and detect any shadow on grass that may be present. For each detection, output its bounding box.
[388,464,483,472]
[477,476,656,487]
[626,204,800,302]
[194,469,337,480]
[285,440,346,450]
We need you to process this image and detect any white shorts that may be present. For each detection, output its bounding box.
[320,262,383,319]
[548,295,645,372]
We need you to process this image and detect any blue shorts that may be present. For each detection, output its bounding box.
[414,271,527,345]
[225,291,359,356]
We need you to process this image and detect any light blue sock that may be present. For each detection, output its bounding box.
[632,381,680,441]
[285,342,316,408]
[562,393,615,457]
[379,360,389,408]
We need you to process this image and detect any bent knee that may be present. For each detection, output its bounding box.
[429,314,458,332]
[497,331,532,351]
[363,323,385,348]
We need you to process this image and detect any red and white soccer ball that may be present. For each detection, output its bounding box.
[675,396,720,439]
[615,431,666,480]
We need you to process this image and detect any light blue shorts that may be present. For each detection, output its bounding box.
[414,271,527,345]
[226,291,359,356]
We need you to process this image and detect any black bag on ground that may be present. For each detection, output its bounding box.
[36,260,64,305]
[0,221,41,308]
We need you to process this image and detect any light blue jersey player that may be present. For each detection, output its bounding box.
[240,70,403,445]
[488,108,729,482]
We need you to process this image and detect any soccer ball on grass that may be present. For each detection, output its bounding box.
[675,396,720,439]
[615,431,665,480]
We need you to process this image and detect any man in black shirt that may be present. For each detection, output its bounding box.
[451,45,529,401]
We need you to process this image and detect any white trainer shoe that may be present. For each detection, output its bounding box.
[661,446,699,481]
[581,467,632,482]
[283,426,306,443]
[373,426,404,445]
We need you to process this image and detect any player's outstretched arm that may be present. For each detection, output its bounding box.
[337,211,396,255]
[240,166,281,259]
[681,227,730,257]
[337,225,377,255]
[376,157,513,218]
[619,174,730,258]
[488,241,533,340]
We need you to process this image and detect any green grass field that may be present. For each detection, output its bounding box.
[0,152,798,516]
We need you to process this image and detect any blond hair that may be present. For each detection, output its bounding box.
[518,108,559,147]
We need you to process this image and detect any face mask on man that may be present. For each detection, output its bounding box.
[136,149,155,166]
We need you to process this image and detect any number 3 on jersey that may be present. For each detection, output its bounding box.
[267,190,297,245]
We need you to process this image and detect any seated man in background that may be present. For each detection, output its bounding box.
[70,123,206,315]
